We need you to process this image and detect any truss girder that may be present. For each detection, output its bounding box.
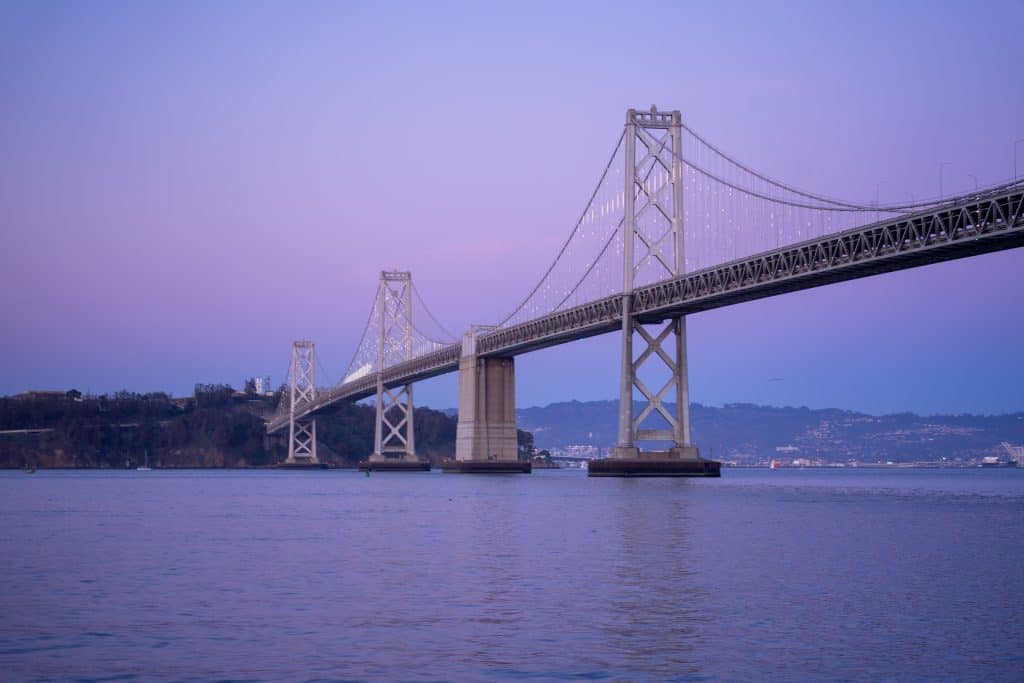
[267,186,1023,434]
[630,188,1023,319]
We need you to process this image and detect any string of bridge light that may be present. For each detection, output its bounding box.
[496,130,626,327]
[339,279,454,384]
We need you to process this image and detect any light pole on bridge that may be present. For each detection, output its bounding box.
[1015,139,1024,181]
[875,181,888,222]
[939,162,952,201]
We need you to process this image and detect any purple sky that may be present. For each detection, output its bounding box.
[2,1,1022,415]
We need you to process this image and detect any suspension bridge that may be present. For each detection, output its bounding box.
[268,106,1024,475]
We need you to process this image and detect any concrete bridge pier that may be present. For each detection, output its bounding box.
[443,330,530,473]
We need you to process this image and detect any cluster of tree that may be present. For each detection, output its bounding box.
[517,429,535,459]
[193,384,236,409]
[0,390,178,430]
[0,389,536,468]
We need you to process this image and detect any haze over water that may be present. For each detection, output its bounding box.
[2,468,1022,681]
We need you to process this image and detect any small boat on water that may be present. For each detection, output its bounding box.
[23,464,36,474]
[136,450,152,472]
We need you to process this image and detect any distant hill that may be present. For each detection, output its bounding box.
[5,390,1021,467]
[517,400,1024,464]
[0,389,462,468]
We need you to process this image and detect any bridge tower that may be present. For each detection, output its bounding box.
[591,107,718,476]
[364,271,430,471]
[286,340,320,466]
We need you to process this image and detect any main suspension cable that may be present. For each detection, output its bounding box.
[496,130,625,327]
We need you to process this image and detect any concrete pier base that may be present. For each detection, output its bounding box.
[358,459,431,472]
[275,461,329,470]
[441,459,531,474]
[589,446,720,477]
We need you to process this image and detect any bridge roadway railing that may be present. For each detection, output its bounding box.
[268,183,1022,433]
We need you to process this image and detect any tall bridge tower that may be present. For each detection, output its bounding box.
[366,271,428,469]
[286,340,319,465]
[593,107,716,476]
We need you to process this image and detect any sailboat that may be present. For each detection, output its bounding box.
[136,450,152,471]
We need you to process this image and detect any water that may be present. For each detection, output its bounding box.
[1,468,1022,682]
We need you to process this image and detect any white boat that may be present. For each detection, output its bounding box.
[136,450,152,471]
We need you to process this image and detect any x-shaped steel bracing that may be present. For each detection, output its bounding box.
[631,322,680,439]
[379,385,414,453]
[289,420,317,461]
[631,126,678,282]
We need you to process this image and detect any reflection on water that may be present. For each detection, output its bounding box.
[602,484,705,680]
[0,469,1022,681]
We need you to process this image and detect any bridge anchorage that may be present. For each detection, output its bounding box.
[280,340,327,469]
[359,271,431,471]
[589,107,719,476]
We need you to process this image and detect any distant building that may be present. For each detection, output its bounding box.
[244,376,274,396]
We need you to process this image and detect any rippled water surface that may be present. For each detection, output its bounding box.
[1,468,1022,681]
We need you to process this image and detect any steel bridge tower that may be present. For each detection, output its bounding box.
[367,270,425,467]
[593,107,717,476]
[286,340,319,465]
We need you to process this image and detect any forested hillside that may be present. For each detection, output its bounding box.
[0,387,524,468]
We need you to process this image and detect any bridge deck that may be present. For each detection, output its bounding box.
[267,184,1023,433]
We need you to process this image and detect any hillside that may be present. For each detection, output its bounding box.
[0,388,498,468]
[517,400,1024,465]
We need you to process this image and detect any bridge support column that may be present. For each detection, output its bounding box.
[361,380,428,471]
[592,315,717,476]
[444,330,529,473]
[288,419,318,464]
[283,340,325,469]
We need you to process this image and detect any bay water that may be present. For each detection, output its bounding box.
[1,468,1022,681]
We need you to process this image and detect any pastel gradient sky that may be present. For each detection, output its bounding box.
[2,1,1022,414]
